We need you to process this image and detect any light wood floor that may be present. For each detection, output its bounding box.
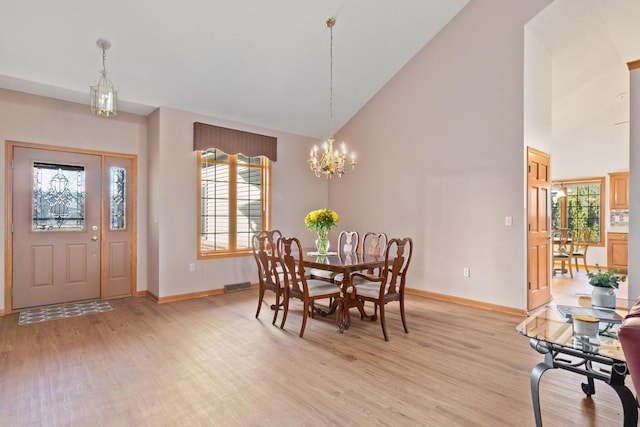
[0,289,632,426]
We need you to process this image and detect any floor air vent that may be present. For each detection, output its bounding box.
[224,282,252,293]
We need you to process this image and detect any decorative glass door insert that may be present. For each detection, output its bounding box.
[110,167,126,230]
[32,162,85,231]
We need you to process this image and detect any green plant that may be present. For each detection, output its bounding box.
[586,264,626,289]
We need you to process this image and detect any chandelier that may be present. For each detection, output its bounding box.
[308,17,356,179]
[90,39,118,117]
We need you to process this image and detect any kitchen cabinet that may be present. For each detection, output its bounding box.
[609,172,629,209]
[607,232,628,273]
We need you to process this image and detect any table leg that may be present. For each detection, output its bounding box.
[531,361,553,427]
[336,274,355,332]
[608,383,639,427]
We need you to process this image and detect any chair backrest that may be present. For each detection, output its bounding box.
[555,228,573,254]
[381,237,413,295]
[573,227,591,252]
[277,236,308,296]
[252,230,282,287]
[338,230,359,253]
[362,232,388,257]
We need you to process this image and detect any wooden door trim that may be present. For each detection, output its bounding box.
[4,140,138,314]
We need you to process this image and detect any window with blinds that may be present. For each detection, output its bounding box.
[198,149,271,257]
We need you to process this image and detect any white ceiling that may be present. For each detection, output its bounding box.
[0,0,469,138]
[2,1,639,139]
[526,0,640,135]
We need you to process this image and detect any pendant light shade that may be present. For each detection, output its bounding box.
[90,39,118,117]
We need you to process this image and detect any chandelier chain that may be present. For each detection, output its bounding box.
[102,46,107,74]
[329,19,333,138]
[307,17,356,179]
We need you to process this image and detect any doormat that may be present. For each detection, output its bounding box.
[18,300,112,325]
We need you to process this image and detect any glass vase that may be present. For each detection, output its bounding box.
[315,229,330,254]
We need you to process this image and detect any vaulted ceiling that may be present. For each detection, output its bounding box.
[1,1,639,140]
[0,0,469,138]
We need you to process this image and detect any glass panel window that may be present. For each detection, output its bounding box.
[551,178,604,245]
[199,149,270,257]
[33,163,85,231]
[110,167,126,230]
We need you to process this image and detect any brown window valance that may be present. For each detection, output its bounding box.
[193,122,277,161]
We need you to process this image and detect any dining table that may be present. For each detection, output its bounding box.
[302,249,386,332]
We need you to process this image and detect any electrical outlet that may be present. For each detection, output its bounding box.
[189,263,195,272]
[463,267,470,277]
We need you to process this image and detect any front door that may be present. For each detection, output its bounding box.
[12,147,102,309]
[527,147,552,311]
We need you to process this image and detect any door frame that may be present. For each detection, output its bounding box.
[4,141,138,314]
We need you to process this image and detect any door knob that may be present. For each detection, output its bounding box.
[91,235,98,241]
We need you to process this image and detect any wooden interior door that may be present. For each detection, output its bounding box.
[12,147,102,309]
[527,147,552,311]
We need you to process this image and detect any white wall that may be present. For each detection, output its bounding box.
[524,29,552,155]
[331,0,553,310]
[0,88,149,310]
[148,107,328,298]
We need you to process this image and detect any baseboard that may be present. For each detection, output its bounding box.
[405,288,526,316]
[144,284,524,315]
[147,288,227,304]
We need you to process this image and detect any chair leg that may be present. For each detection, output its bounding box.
[583,259,589,273]
[568,258,573,278]
[300,300,309,338]
[379,303,389,341]
[255,286,265,318]
[400,295,409,334]
[271,290,280,325]
[279,289,289,330]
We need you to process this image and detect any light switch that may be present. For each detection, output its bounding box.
[505,216,513,226]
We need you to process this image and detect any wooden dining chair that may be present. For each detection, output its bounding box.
[310,230,359,282]
[278,236,342,337]
[553,228,573,277]
[360,231,388,276]
[570,227,591,273]
[362,232,388,256]
[252,229,284,325]
[331,231,360,285]
[350,237,413,341]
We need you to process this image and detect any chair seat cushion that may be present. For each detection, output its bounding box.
[355,282,385,298]
[305,279,341,297]
[553,252,569,258]
[308,268,337,280]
